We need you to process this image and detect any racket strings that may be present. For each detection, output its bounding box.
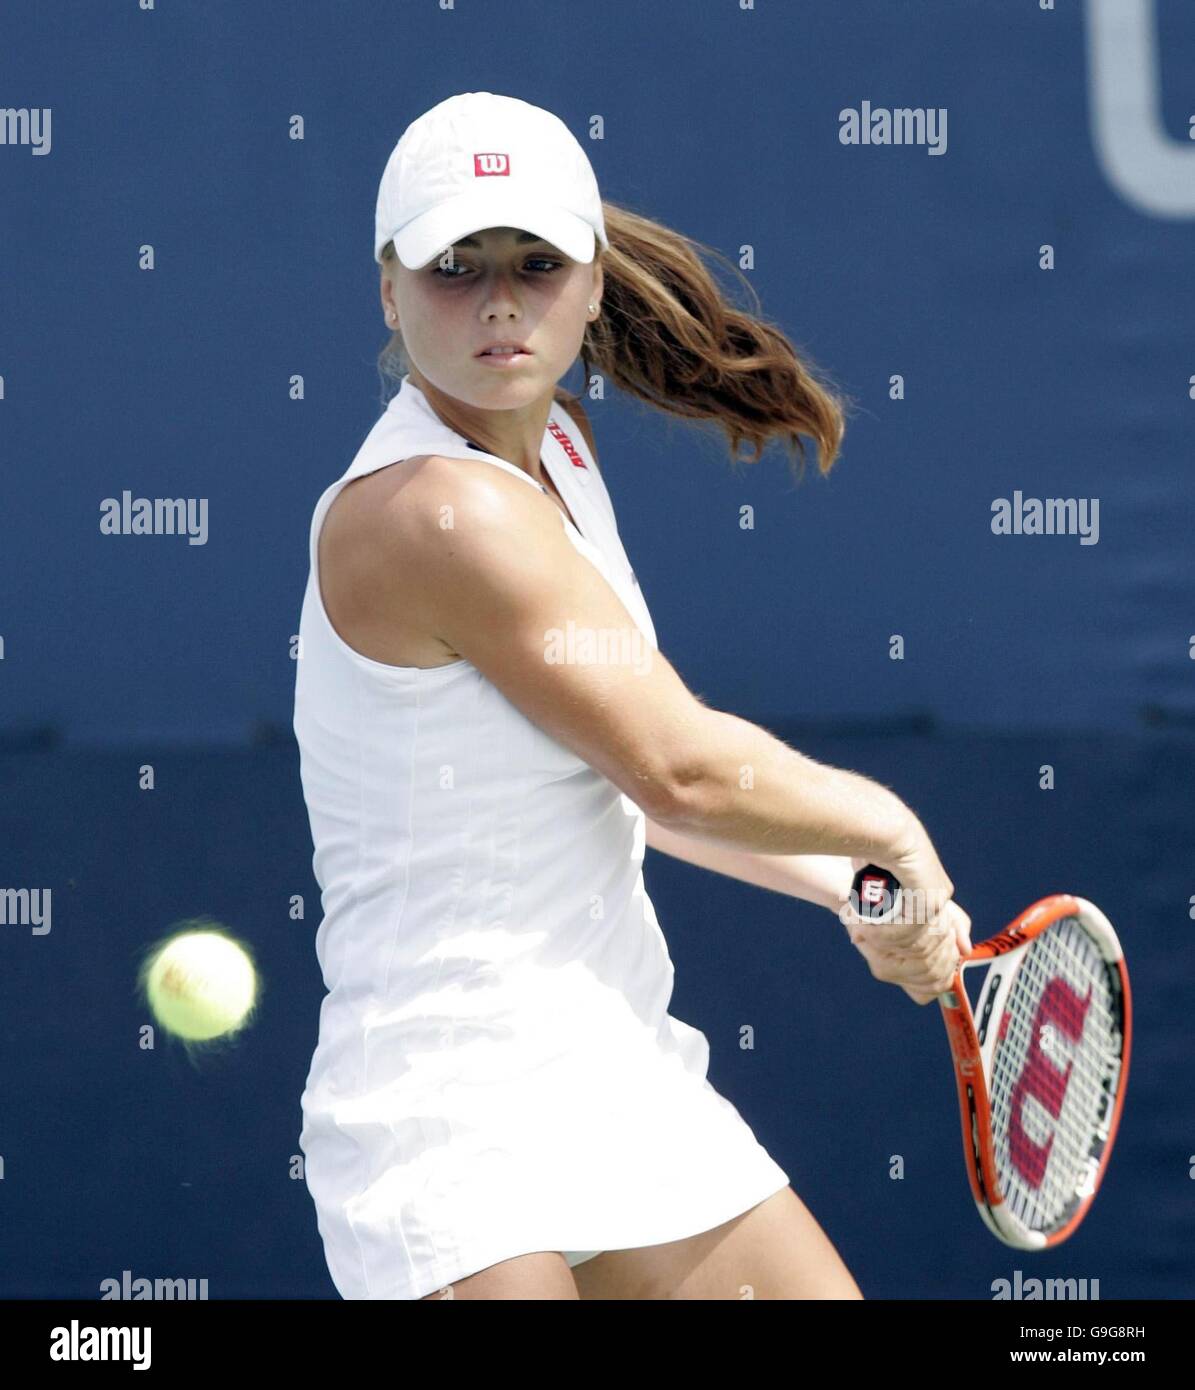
[986,916,1121,1234]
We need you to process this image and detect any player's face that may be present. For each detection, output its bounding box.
[383,226,602,407]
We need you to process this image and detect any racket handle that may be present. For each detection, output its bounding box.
[851,864,903,923]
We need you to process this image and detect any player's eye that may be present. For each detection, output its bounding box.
[430,258,563,280]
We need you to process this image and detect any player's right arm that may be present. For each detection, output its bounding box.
[371,453,926,868]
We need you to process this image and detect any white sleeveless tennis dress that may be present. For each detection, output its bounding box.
[293,373,789,1300]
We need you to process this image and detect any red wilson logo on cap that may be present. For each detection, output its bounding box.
[473,153,510,176]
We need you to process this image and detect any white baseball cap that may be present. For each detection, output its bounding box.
[374,92,609,268]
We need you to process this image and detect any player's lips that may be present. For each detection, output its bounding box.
[476,341,532,365]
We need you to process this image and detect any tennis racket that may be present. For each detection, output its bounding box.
[850,865,1131,1249]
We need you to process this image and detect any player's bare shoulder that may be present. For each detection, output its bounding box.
[324,452,520,558]
[366,452,560,563]
[318,454,463,668]
[318,453,559,669]
[319,453,435,596]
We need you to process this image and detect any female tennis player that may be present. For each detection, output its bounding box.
[293,92,971,1301]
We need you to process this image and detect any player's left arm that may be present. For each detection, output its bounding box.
[643,815,853,913]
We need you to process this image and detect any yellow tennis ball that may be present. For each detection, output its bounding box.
[142,927,259,1042]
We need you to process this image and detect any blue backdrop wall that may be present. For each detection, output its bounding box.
[1,0,1192,1300]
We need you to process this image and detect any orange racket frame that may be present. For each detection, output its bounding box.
[939,892,1131,1249]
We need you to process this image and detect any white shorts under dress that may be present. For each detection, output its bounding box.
[292,375,790,1299]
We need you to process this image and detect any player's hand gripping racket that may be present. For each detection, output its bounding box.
[851,866,1131,1249]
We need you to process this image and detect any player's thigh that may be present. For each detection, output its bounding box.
[573,1186,862,1301]
[421,1250,580,1300]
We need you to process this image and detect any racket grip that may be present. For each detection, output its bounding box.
[851,864,903,923]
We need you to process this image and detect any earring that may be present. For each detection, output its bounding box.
[588,303,597,315]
